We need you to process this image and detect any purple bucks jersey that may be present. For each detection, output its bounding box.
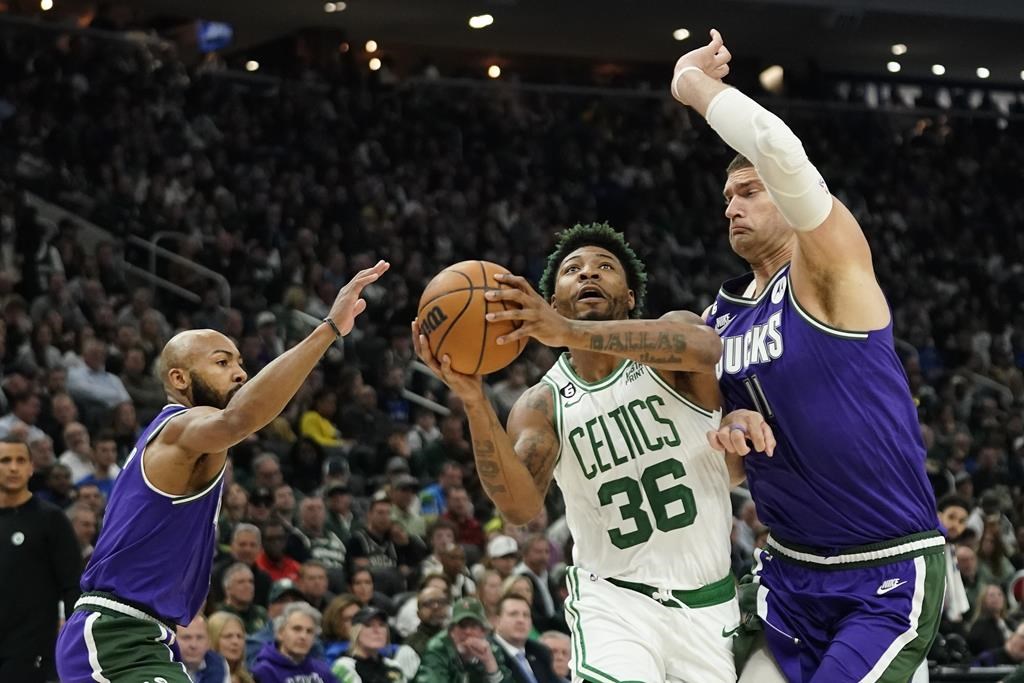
[81,404,225,625]
[708,265,937,550]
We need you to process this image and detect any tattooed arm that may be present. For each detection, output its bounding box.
[463,384,558,526]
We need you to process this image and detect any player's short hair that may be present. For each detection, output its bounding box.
[726,153,755,175]
[937,494,972,513]
[539,222,647,318]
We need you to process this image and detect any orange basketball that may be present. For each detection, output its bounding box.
[417,261,526,375]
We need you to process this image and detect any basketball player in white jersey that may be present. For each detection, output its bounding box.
[413,223,774,683]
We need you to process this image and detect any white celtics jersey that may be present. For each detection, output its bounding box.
[542,353,732,589]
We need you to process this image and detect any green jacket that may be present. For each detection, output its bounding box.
[413,632,515,683]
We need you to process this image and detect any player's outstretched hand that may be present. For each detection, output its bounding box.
[671,28,732,106]
[707,409,775,457]
[411,319,485,401]
[484,273,573,347]
[328,260,390,336]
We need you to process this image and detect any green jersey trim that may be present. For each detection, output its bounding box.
[556,353,631,392]
[606,572,736,609]
[539,376,563,468]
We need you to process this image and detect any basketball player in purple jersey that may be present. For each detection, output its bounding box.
[671,31,943,682]
[55,260,388,683]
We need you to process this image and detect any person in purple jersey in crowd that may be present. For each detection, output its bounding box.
[55,260,389,683]
[672,31,943,683]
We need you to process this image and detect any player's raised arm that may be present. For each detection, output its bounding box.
[485,275,722,373]
[412,321,557,525]
[163,261,389,456]
[673,30,888,330]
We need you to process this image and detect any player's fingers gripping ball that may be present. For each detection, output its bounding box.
[417,260,527,375]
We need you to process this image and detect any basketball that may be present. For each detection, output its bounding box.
[417,260,526,376]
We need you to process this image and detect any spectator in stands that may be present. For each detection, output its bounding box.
[421,519,458,577]
[300,389,345,449]
[339,385,388,449]
[273,483,298,525]
[257,519,302,582]
[323,594,363,662]
[413,415,471,478]
[207,611,256,683]
[15,321,62,374]
[414,597,514,683]
[298,560,336,613]
[177,614,230,683]
[75,482,106,520]
[403,586,451,657]
[119,346,164,424]
[406,409,440,454]
[390,473,426,538]
[245,579,324,667]
[443,486,484,551]
[419,461,463,518]
[538,632,571,682]
[515,535,557,632]
[349,568,395,616]
[251,603,338,683]
[297,497,347,586]
[66,339,130,410]
[212,524,273,607]
[493,594,560,683]
[481,535,520,581]
[251,453,284,491]
[36,462,74,508]
[219,563,270,635]
[41,392,78,452]
[978,522,1016,588]
[490,363,529,425]
[325,483,356,543]
[58,421,92,483]
[75,430,120,496]
[973,622,1024,668]
[347,494,424,592]
[66,502,97,565]
[0,392,45,442]
[440,544,477,600]
[331,606,411,683]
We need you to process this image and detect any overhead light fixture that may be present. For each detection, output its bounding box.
[487,64,501,79]
[469,14,494,29]
[365,40,378,53]
[339,42,350,53]
[672,28,691,41]
[891,44,907,56]
[931,64,946,76]
[886,61,901,73]
[1020,70,1024,81]
[245,60,259,72]
[336,1,346,9]
[369,57,382,71]
[758,65,784,93]
[40,0,53,9]
[976,67,990,79]
[324,2,336,12]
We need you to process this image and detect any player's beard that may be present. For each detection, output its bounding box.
[188,372,239,409]
[574,296,629,322]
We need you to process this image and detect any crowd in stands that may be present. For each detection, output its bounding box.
[2,22,1024,682]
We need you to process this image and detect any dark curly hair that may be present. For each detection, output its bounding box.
[539,222,647,318]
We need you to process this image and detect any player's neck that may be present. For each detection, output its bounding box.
[566,350,621,383]
[0,488,32,508]
[750,247,793,297]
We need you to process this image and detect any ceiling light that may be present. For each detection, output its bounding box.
[365,40,378,53]
[886,61,901,73]
[1020,70,1024,81]
[40,0,53,8]
[339,42,350,53]
[369,57,382,72]
[672,28,691,41]
[245,60,259,72]
[335,1,346,9]
[976,67,990,79]
[758,65,784,93]
[469,14,494,29]
[891,44,907,56]
[931,64,945,76]
[324,2,336,11]
[487,65,501,79]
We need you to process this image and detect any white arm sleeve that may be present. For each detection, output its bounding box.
[707,87,833,231]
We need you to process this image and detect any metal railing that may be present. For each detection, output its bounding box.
[130,231,232,308]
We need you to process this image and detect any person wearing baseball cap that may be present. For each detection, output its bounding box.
[330,607,410,682]
[415,597,515,683]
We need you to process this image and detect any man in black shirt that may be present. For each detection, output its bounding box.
[346,493,425,594]
[0,436,81,682]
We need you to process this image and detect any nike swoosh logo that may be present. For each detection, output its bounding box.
[721,625,742,639]
[876,580,908,595]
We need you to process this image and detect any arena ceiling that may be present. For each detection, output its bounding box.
[137,0,1024,85]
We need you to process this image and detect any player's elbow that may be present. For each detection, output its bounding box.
[502,500,544,527]
[688,325,722,372]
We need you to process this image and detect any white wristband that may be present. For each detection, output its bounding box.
[671,66,704,101]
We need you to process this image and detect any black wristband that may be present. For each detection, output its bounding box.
[322,317,342,339]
